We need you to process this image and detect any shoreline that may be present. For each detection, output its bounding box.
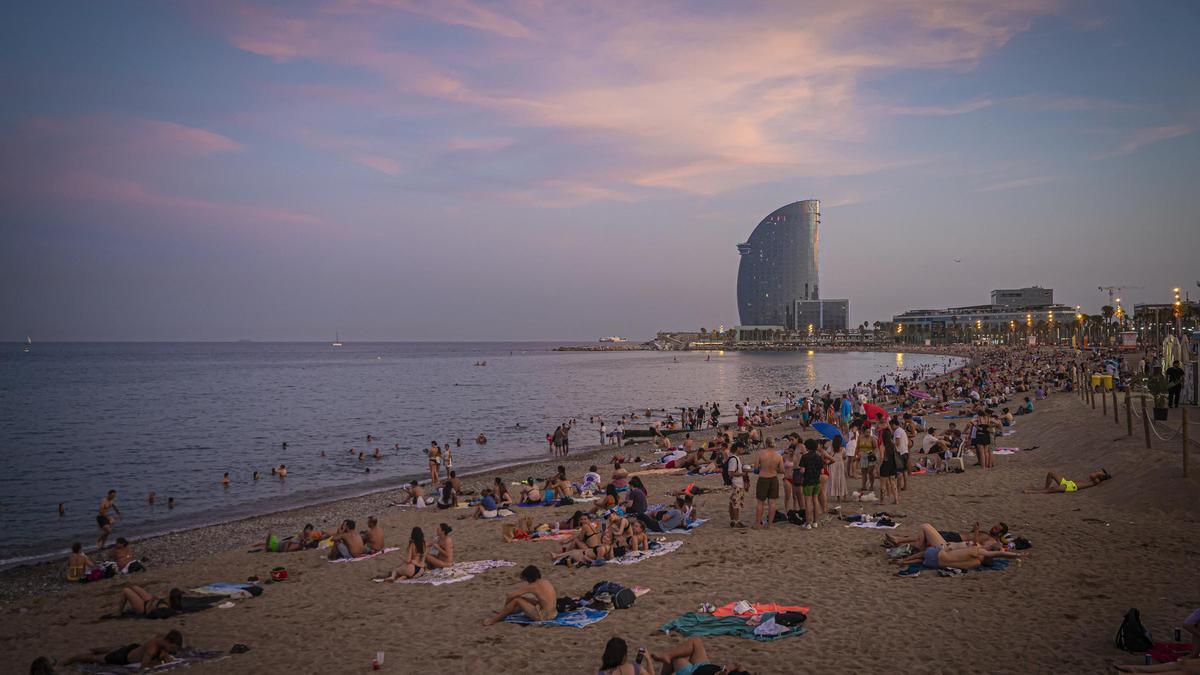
[0,348,969,602]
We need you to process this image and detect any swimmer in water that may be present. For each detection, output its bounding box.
[147,492,155,506]
[59,502,65,517]
[221,473,230,487]
[320,450,326,458]
[278,464,288,478]
[167,497,175,509]
[253,471,260,481]
[373,448,381,459]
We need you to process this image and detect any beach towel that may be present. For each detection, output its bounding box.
[1148,642,1196,664]
[711,602,809,617]
[190,582,261,597]
[661,518,708,535]
[515,496,597,508]
[328,546,400,563]
[479,508,515,519]
[660,613,806,642]
[70,649,227,674]
[504,608,609,628]
[631,468,685,477]
[847,521,900,530]
[993,447,1019,455]
[512,529,577,542]
[899,558,1011,577]
[392,560,515,586]
[607,540,684,565]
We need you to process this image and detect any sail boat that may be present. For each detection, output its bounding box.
[23,336,31,353]
[332,332,343,348]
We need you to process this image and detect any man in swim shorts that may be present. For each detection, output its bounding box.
[61,630,183,669]
[97,489,120,550]
[483,565,557,625]
[328,519,365,560]
[752,442,783,529]
[1023,469,1111,494]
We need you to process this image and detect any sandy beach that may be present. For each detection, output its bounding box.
[4,363,1199,674]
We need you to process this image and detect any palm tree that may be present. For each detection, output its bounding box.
[1101,305,1115,323]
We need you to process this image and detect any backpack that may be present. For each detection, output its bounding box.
[1114,608,1153,652]
[612,587,637,610]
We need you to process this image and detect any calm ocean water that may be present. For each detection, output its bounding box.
[0,342,961,565]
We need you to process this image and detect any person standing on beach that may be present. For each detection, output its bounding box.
[442,442,453,472]
[615,421,625,447]
[798,439,824,528]
[752,441,783,529]
[97,489,119,550]
[721,444,747,529]
[551,425,563,457]
[562,423,570,456]
[891,418,910,491]
[427,441,442,484]
[599,420,607,446]
[1167,360,1184,408]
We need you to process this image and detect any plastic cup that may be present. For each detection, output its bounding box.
[377,652,385,665]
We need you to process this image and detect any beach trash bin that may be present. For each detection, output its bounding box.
[1102,374,1114,390]
[1091,374,1102,389]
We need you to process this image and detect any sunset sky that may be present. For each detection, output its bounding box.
[3,1,1198,340]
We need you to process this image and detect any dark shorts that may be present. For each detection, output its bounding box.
[898,454,909,470]
[791,469,803,485]
[755,476,779,500]
[939,530,963,543]
[879,461,897,478]
[105,644,139,665]
[97,515,110,529]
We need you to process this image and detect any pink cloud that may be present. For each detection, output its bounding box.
[28,116,242,157]
[212,0,1061,199]
[891,97,995,116]
[1093,124,1194,160]
[53,171,321,227]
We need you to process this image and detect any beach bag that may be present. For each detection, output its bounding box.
[1115,608,1153,652]
[612,587,637,610]
[787,510,806,526]
[775,611,808,627]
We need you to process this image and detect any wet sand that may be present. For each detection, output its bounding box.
[4,371,1200,673]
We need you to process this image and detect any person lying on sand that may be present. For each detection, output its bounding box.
[425,523,454,570]
[117,585,171,617]
[362,516,385,553]
[1023,469,1111,494]
[328,519,365,560]
[378,527,425,581]
[61,630,183,669]
[892,524,1023,571]
[885,522,1009,551]
[600,636,747,675]
[483,565,556,625]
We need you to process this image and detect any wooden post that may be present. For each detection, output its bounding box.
[1184,407,1190,478]
[1112,389,1119,425]
[1125,391,1133,437]
[1141,396,1151,449]
[1091,385,1096,410]
[1102,387,1107,416]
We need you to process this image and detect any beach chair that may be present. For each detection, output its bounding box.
[945,439,967,472]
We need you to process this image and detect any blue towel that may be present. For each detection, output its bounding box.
[504,608,609,628]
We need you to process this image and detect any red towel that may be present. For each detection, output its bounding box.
[1147,642,1194,663]
[712,602,810,617]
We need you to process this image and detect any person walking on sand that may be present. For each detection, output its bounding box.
[856,421,877,494]
[723,443,747,528]
[483,565,556,625]
[1167,360,1184,408]
[97,489,120,550]
[752,440,783,529]
[427,441,442,484]
[890,418,910,491]
[827,434,847,503]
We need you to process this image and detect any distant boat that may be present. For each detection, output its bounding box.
[599,336,627,343]
[23,336,31,353]
[332,332,343,347]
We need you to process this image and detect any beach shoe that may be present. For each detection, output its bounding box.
[896,566,921,578]
[937,568,965,577]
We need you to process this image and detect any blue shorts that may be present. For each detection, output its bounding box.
[923,545,943,569]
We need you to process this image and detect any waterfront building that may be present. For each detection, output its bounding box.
[893,288,1077,343]
[736,200,821,328]
[794,299,850,332]
[991,287,1054,307]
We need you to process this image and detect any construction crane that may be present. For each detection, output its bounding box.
[1097,285,1142,306]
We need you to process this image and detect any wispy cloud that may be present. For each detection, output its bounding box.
[891,97,994,116]
[1093,124,1194,159]
[27,116,243,157]
[214,0,1061,201]
[975,175,1060,192]
[1010,94,1144,112]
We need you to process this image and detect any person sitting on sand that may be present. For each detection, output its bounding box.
[328,519,365,560]
[1023,469,1111,494]
[68,542,96,581]
[893,524,1023,570]
[265,523,321,552]
[472,488,501,519]
[379,527,426,581]
[425,523,455,570]
[363,516,385,553]
[436,480,458,509]
[519,480,544,505]
[547,466,575,500]
[483,565,556,625]
[61,630,183,669]
[581,465,603,494]
[628,520,649,553]
[400,481,427,507]
[492,477,513,507]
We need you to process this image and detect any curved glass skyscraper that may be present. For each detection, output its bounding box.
[736,199,820,328]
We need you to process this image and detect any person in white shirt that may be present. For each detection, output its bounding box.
[891,419,910,490]
[599,422,607,446]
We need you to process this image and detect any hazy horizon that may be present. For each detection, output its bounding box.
[3,1,1198,341]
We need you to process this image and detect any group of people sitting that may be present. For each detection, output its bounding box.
[67,537,146,582]
[374,523,455,581]
[260,516,386,560]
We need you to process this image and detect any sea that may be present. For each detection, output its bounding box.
[0,342,963,567]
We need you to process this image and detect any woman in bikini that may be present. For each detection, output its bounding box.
[380,527,426,581]
[894,524,1023,570]
[427,443,442,484]
[519,481,544,505]
[493,477,513,507]
[628,520,649,552]
[118,585,168,617]
[425,523,455,570]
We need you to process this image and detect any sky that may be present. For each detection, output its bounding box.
[2,0,1198,341]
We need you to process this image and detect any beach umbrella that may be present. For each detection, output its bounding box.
[864,403,889,422]
[812,421,842,441]
[909,390,932,400]
[884,384,898,394]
